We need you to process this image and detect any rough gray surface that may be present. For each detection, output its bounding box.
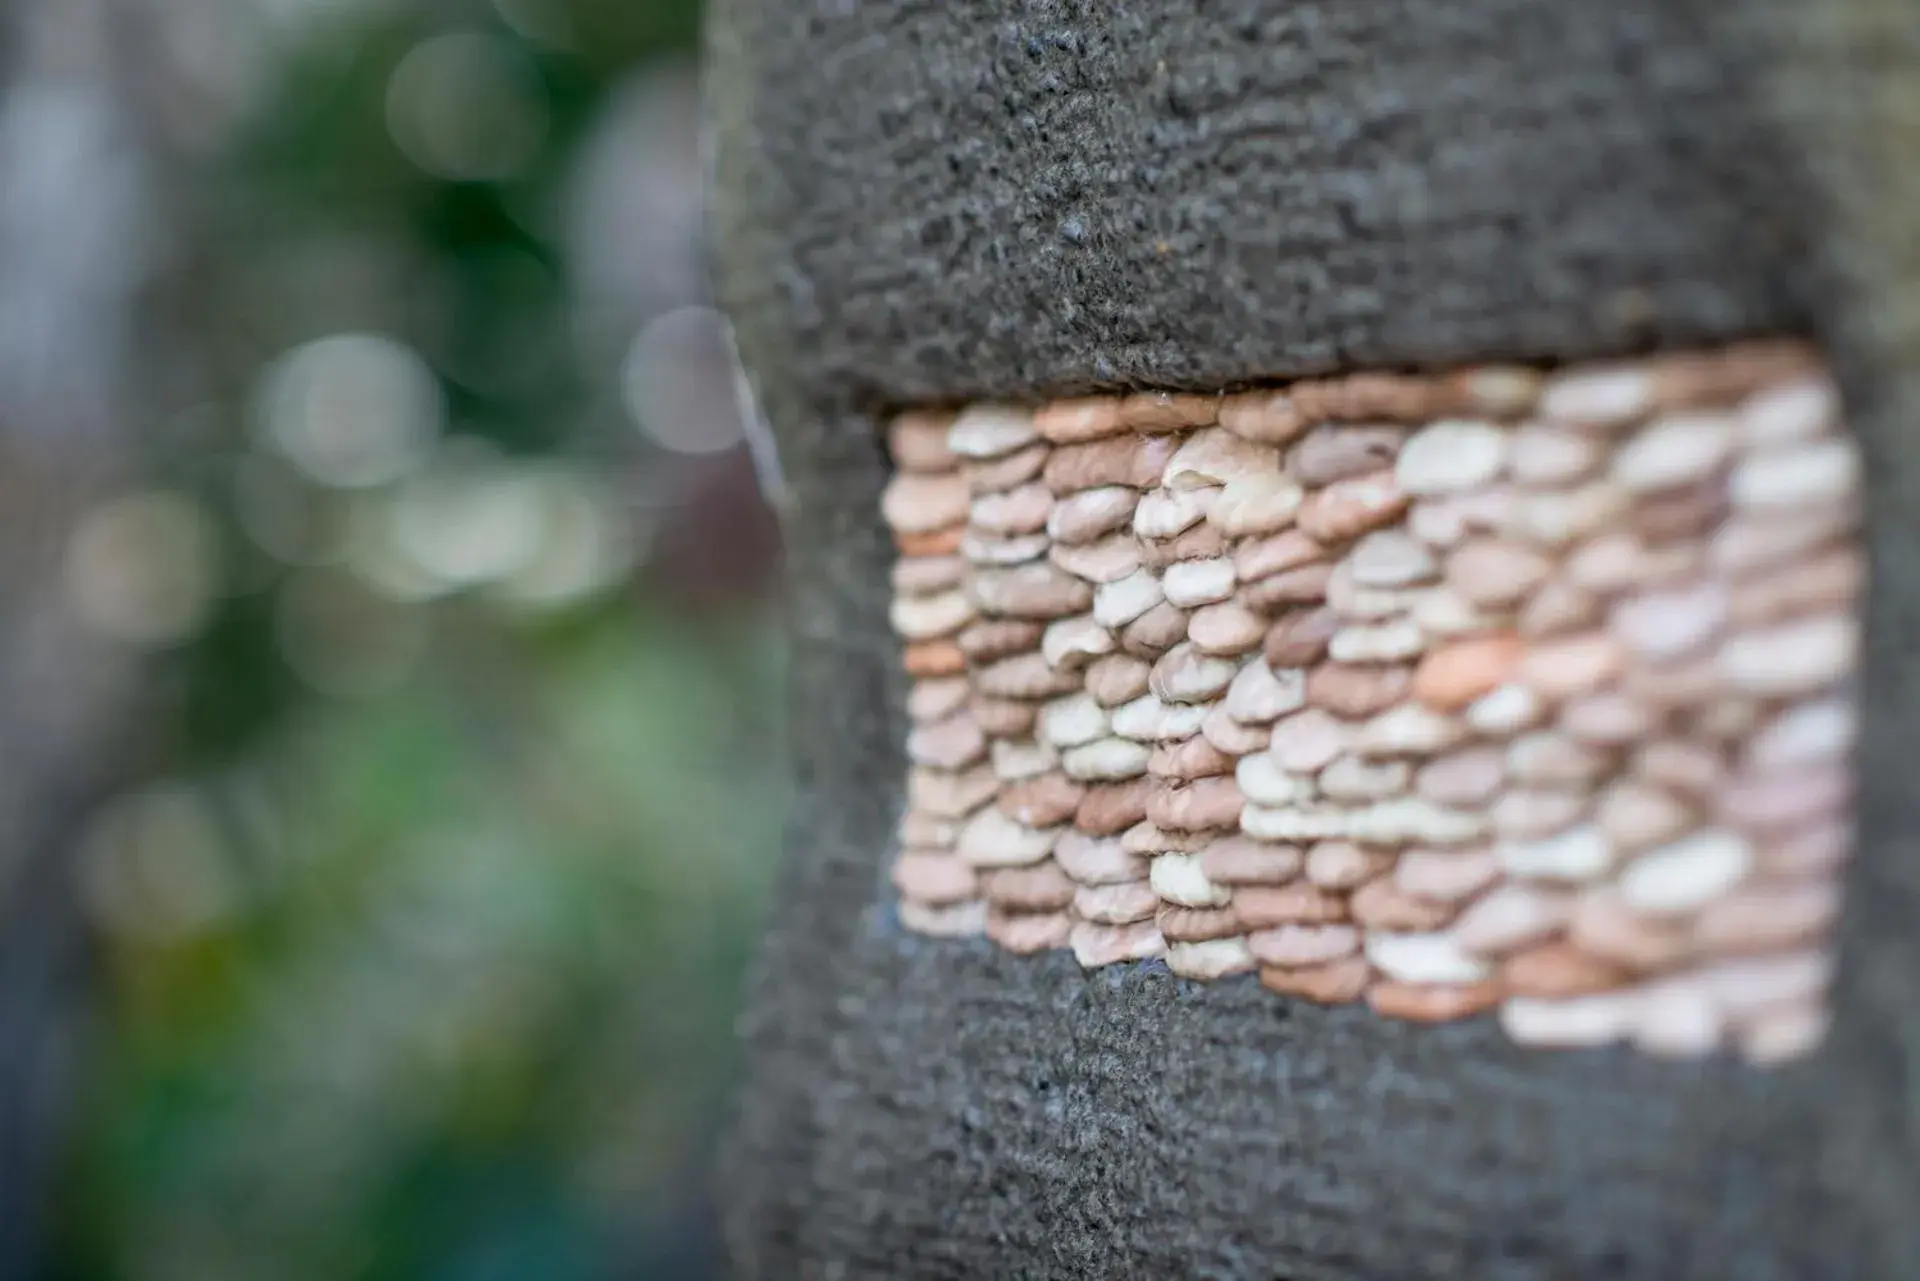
[710,0,1819,408]
[707,0,1918,1276]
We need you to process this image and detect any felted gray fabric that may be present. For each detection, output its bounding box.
[706,0,1920,1275]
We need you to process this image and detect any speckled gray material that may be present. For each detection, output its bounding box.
[707,0,1920,1275]
[708,0,1820,407]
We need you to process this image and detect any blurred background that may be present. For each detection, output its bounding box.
[0,0,787,1277]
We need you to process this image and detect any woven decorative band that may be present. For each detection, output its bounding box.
[883,342,1858,1063]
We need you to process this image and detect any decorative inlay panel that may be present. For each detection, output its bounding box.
[884,343,1857,1062]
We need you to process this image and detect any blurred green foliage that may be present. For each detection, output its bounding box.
[62,608,781,1281]
[157,0,705,757]
[48,2,788,1278]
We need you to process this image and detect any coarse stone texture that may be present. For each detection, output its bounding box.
[708,0,1920,1275]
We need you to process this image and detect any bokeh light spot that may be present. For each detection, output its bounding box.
[66,490,221,647]
[620,306,747,455]
[257,333,441,489]
[390,441,546,588]
[488,470,633,609]
[386,32,549,182]
[79,783,237,943]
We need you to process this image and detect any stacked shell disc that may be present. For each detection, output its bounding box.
[881,341,1859,1063]
[887,409,992,938]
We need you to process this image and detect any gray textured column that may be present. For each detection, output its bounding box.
[707,1,1920,1275]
